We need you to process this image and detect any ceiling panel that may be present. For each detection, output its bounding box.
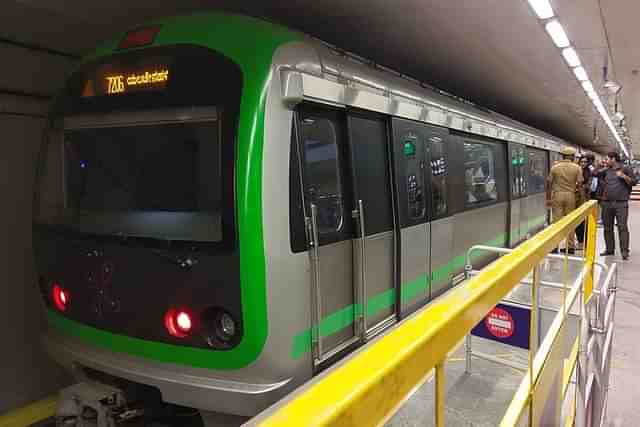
[3,0,635,154]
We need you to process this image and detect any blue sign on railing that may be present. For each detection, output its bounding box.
[471,303,531,350]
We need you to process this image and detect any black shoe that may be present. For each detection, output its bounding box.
[551,248,559,254]
[600,251,614,256]
[622,253,629,260]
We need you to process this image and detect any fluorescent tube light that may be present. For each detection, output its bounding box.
[581,80,595,94]
[562,48,581,67]
[573,66,588,81]
[528,0,555,19]
[546,20,570,48]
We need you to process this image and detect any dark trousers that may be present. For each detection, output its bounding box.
[576,220,586,244]
[602,201,630,254]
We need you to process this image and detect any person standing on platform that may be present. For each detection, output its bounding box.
[575,154,596,249]
[597,151,637,260]
[546,147,583,254]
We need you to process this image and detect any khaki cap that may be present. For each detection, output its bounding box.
[561,146,576,156]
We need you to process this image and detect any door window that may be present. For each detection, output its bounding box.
[510,146,527,198]
[527,148,548,194]
[430,139,448,218]
[299,113,345,237]
[464,141,498,207]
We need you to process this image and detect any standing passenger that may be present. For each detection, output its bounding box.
[546,147,583,254]
[575,155,594,248]
[597,151,637,260]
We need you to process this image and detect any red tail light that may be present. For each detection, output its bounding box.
[164,308,194,338]
[52,283,69,312]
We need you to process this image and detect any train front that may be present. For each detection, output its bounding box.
[32,16,300,420]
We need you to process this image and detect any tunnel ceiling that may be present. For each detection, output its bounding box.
[4,0,639,155]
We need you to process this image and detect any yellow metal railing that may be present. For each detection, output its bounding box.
[254,201,598,427]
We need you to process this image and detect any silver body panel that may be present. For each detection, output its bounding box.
[430,216,454,298]
[452,202,509,276]
[317,240,355,351]
[400,223,430,314]
[510,198,523,247]
[354,231,395,328]
[43,330,292,416]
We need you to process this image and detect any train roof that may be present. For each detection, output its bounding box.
[83,11,591,155]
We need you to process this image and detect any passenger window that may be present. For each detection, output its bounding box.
[300,115,344,235]
[430,140,448,217]
[527,148,548,194]
[464,141,498,207]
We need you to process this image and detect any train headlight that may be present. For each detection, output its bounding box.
[216,312,236,342]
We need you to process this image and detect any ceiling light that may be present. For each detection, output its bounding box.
[581,80,595,93]
[573,66,588,81]
[546,20,570,48]
[562,48,581,67]
[527,0,555,19]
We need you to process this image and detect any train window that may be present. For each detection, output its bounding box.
[527,148,548,194]
[430,139,448,217]
[510,146,527,198]
[464,141,498,207]
[299,114,345,235]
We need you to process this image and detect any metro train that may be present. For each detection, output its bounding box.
[33,11,589,424]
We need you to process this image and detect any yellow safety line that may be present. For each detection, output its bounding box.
[0,395,57,427]
[256,202,597,427]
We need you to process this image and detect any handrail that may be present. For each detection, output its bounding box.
[251,200,598,427]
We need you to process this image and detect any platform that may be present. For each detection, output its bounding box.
[384,201,640,427]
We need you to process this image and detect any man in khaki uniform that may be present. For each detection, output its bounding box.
[546,147,583,253]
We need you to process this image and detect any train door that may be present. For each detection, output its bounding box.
[392,118,431,315]
[346,112,396,336]
[508,144,527,246]
[296,105,358,366]
[425,129,454,298]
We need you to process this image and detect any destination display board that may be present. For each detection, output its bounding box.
[81,58,171,98]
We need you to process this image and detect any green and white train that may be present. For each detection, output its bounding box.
[33,11,586,424]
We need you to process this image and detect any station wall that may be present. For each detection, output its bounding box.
[0,43,75,413]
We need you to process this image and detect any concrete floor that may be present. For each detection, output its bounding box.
[386,202,640,427]
[603,200,640,426]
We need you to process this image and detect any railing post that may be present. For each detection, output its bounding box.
[584,207,597,300]
[436,362,446,427]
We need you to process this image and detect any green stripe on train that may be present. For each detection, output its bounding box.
[291,215,546,359]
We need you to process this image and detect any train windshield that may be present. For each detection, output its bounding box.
[34,46,242,244]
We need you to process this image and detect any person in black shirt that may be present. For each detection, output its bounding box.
[597,151,637,260]
[575,154,595,248]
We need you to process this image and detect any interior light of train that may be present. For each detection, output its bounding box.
[52,283,69,312]
[573,66,588,82]
[545,20,570,48]
[527,0,554,19]
[561,48,581,68]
